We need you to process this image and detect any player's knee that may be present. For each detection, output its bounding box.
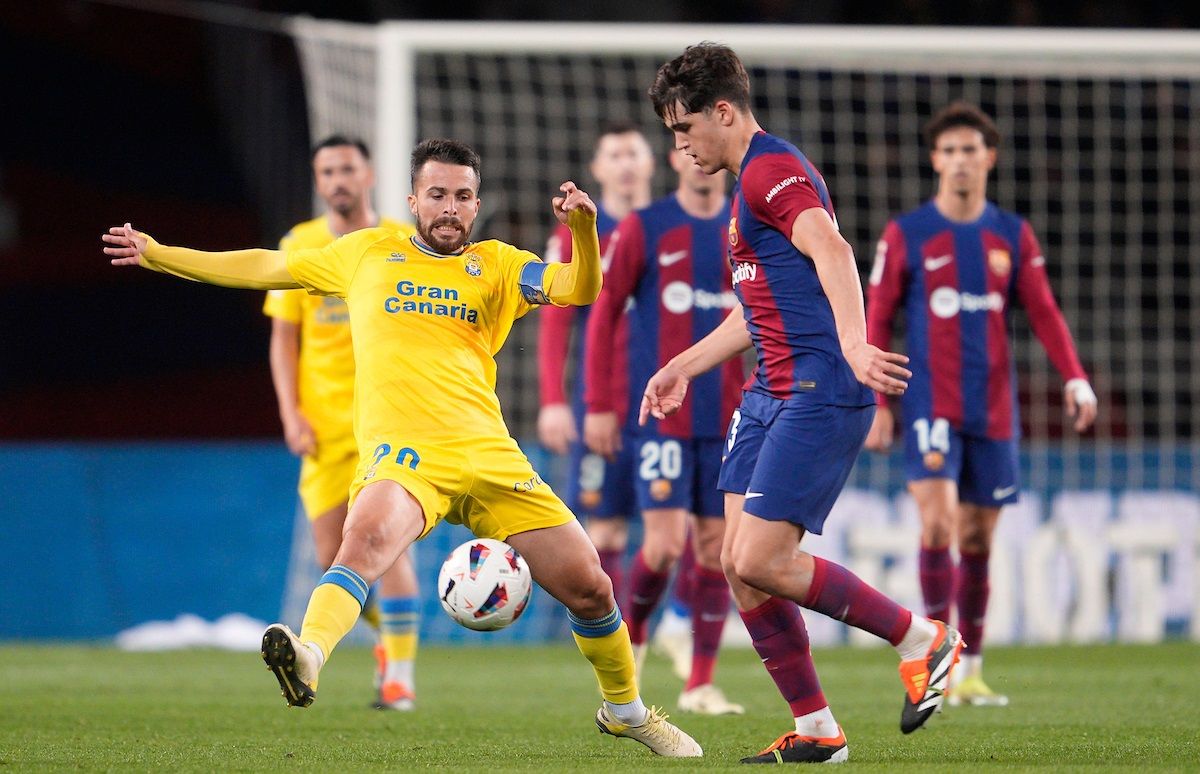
[958,526,991,555]
[921,517,955,548]
[565,563,616,619]
[642,536,684,571]
[730,544,780,595]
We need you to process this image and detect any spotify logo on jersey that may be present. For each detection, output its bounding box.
[929,286,961,319]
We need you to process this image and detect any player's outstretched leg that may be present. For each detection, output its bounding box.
[264,480,424,707]
[732,515,962,735]
[508,521,702,758]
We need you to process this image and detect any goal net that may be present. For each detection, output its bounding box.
[288,21,1200,642]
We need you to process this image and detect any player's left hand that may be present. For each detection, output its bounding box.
[1064,378,1098,433]
[551,181,597,226]
[102,222,149,267]
[844,340,911,396]
[639,364,691,424]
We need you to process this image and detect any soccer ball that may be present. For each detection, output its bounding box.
[437,538,533,631]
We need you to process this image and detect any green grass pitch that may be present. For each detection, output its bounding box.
[1,641,1197,771]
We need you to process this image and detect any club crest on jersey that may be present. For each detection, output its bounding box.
[923,451,946,472]
[464,254,483,276]
[650,479,672,502]
[728,216,739,246]
[988,248,1012,276]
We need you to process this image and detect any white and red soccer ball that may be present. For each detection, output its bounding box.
[437,538,533,631]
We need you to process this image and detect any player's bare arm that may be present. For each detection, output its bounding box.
[268,318,317,457]
[640,303,751,424]
[537,404,577,455]
[103,222,299,289]
[544,182,603,306]
[864,404,895,451]
[583,411,622,461]
[789,209,911,396]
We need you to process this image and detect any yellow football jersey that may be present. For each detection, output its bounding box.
[284,229,548,459]
[263,215,411,439]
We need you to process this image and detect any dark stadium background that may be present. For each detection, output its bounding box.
[1,0,1195,440]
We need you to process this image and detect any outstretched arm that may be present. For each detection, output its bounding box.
[543,182,602,306]
[103,223,300,290]
[639,304,752,424]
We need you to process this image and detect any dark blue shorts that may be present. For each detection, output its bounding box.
[903,416,1020,507]
[565,437,635,519]
[630,433,725,517]
[718,391,873,535]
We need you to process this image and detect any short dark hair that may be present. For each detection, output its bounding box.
[311,134,371,161]
[923,102,1001,150]
[596,120,645,147]
[649,42,751,122]
[410,138,482,189]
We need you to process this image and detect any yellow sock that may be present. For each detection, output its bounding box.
[382,632,418,662]
[570,615,638,704]
[380,596,420,662]
[300,566,369,662]
[361,600,381,632]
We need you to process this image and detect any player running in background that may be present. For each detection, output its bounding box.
[583,146,743,715]
[643,44,961,763]
[263,135,421,711]
[864,102,1097,707]
[537,122,653,607]
[104,138,701,758]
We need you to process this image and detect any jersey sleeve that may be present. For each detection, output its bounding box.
[583,214,645,414]
[1014,221,1087,383]
[740,153,832,236]
[262,289,304,322]
[537,224,577,405]
[285,230,375,298]
[866,220,908,407]
[496,243,550,323]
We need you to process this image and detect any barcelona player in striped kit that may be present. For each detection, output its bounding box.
[584,146,744,714]
[865,102,1097,707]
[644,44,962,763]
[538,123,654,605]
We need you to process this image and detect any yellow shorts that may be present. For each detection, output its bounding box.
[348,435,574,541]
[298,434,358,520]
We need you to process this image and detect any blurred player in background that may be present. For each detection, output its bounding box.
[643,43,961,763]
[263,135,421,711]
[583,146,743,715]
[537,122,653,606]
[865,102,1097,707]
[104,138,702,758]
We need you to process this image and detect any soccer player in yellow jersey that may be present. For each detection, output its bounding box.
[264,135,420,711]
[103,139,701,757]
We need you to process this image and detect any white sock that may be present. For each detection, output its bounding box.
[894,616,938,662]
[794,706,839,739]
[385,658,414,687]
[657,608,691,637]
[960,654,982,679]
[303,641,327,670]
[605,696,649,725]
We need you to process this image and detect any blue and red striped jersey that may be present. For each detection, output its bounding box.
[867,200,1088,440]
[537,206,625,423]
[584,194,743,438]
[729,131,873,407]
